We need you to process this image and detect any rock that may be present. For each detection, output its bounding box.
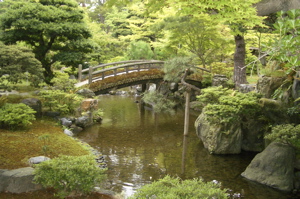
[21,98,42,118]
[292,71,300,101]
[75,116,91,128]
[70,125,83,134]
[241,119,264,152]
[241,142,295,192]
[28,156,50,166]
[148,84,157,92]
[0,167,42,193]
[76,88,95,98]
[60,118,72,127]
[169,82,178,92]
[238,84,256,93]
[64,129,74,136]
[294,172,300,190]
[295,158,300,170]
[81,99,98,112]
[195,112,242,154]
[257,76,285,98]
[212,75,228,87]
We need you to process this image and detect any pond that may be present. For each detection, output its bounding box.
[77,95,289,199]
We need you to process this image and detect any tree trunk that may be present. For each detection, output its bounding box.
[43,63,54,85]
[234,34,247,87]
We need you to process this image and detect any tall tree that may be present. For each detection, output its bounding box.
[146,0,265,86]
[106,0,265,86]
[0,0,95,83]
[0,43,44,90]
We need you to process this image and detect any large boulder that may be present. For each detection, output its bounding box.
[0,167,42,193]
[21,98,42,118]
[256,76,285,98]
[76,88,95,98]
[292,71,300,101]
[75,115,91,128]
[195,112,242,154]
[241,119,265,152]
[212,74,228,87]
[241,142,295,192]
[238,84,256,93]
[81,99,98,112]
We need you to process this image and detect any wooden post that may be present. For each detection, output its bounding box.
[78,64,82,82]
[181,135,188,175]
[183,89,191,136]
[88,66,93,84]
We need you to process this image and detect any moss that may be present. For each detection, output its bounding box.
[0,118,90,169]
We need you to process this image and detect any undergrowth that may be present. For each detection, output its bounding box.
[0,118,90,169]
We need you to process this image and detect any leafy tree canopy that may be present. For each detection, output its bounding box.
[0,0,96,83]
[0,43,44,90]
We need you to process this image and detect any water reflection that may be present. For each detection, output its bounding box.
[77,95,288,199]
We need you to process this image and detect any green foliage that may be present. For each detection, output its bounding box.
[146,0,264,35]
[157,14,233,67]
[143,91,176,114]
[0,96,7,108]
[51,71,77,92]
[0,0,93,83]
[210,62,234,79]
[197,87,261,125]
[265,9,300,74]
[126,41,154,60]
[163,57,193,82]
[265,124,300,148]
[39,90,83,115]
[38,134,51,157]
[0,43,44,90]
[0,103,36,129]
[33,155,107,199]
[196,86,232,108]
[129,175,228,199]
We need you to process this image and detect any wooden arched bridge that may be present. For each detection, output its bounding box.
[76,60,206,94]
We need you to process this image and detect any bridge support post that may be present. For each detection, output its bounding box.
[78,64,82,82]
[141,83,147,92]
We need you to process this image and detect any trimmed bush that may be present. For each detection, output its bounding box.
[33,155,107,199]
[0,103,36,129]
[129,175,228,199]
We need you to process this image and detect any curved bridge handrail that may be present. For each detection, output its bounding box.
[78,60,165,84]
[81,60,163,73]
[93,61,164,75]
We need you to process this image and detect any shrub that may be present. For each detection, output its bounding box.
[33,155,107,199]
[265,124,300,148]
[142,91,176,114]
[129,175,228,199]
[0,103,36,129]
[51,71,77,92]
[0,96,7,108]
[39,90,83,115]
[197,87,261,125]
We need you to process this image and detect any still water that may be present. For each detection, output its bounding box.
[77,95,288,199]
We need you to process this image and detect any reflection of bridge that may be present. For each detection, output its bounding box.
[76,60,204,94]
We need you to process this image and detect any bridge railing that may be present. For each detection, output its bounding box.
[78,60,164,84]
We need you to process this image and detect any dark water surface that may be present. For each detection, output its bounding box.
[77,95,289,199]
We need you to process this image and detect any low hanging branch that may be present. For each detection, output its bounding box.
[180,68,203,92]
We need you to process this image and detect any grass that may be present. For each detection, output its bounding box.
[247,74,259,84]
[0,118,90,169]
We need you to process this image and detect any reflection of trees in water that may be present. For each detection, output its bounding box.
[193,142,287,199]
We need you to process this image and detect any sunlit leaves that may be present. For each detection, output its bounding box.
[266,9,300,73]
